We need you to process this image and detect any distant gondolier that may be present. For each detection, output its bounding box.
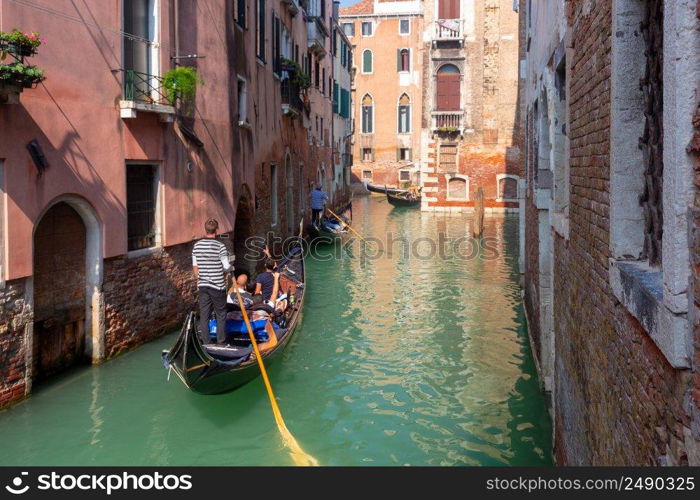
[192,218,232,344]
[310,183,329,226]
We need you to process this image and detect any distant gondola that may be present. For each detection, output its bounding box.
[365,181,407,195]
[386,191,421,207]
[162,235,306,395]
[308,203,352,243]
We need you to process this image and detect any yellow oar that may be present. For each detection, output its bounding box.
[326,207,369,244]
[234,288,318,466]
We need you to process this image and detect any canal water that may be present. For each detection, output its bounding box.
[0,196,552,466]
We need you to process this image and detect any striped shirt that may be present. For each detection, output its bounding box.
[192,238,231,290]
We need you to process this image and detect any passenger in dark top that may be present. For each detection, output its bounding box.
[255,259,279,302]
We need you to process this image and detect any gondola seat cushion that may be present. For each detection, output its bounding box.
[209,319,269,341]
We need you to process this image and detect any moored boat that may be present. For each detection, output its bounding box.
[365,181,407,195]
[162,236,306,395]
[387,190,421,207]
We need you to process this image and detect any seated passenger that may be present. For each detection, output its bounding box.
[228,270,254,309]
[255,259,278,303]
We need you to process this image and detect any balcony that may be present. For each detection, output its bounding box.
[281,76,304,118]
[282,0,300,16]
[433,19,464,42]
[432,111,465,134]
[119,70,175,121]
[307,17,328,58]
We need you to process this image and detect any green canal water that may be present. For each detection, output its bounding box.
[0,196,552,466]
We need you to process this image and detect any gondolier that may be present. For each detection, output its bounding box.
[192,218,233,345]
[310,183,329,226]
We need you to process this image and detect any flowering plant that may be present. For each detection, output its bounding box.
[0,29,45,56]
[0,62,45,87]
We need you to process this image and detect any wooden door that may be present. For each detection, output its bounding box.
[438,0,460,19]
[436,66,461,110]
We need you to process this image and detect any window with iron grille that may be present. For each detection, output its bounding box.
[127,164,157,251]
[399,170,410,181]
[256,0,266,61]
[236,0,246,28]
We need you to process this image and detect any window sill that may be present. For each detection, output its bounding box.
[127,245,163,260]
[551,210,569,239]
[609,259,691,368]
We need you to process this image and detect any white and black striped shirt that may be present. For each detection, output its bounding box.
[192,238,231,290]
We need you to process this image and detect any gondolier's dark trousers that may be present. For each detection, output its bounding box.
[198,286,227,344]
[312,208,322,225]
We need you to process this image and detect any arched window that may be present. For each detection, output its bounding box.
[397,48,410,72]
[397,94,411,133]
[362,49,373,73]
[436,64,461,111]
[448,177,468,200]
[499,176,518,200]
[361,94,374,133]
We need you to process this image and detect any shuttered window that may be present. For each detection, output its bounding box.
[436,64,461,111]
[397,49,410,72]
[333,82,339,114]
[438,0,460,19]
[362,49,373,73]
[340,88,350,118]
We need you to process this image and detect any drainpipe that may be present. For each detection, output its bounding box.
[174,0,180,66]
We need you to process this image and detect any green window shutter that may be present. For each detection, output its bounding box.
[363,50,372,73]
[408,148,413,161]
[397,49,401,72]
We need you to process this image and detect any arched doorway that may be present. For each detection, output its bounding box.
[233,186,255,275]
[33,202,88,380]
[436,64,461,111]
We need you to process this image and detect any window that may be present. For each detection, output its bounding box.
[314,59,320,87]
[447,177,468,199]
[256,0,265,61]
[340,88,350,118]
[361,22,373,36]
[346,46,352,71]
[398,94,411,133]
[438,0,460,19]
[439,143,458,172]
[362,49,373,73]
[124,0,156,76]
[398,148,412,161]
[270,164,278,226]
[340,40,347,67]
[342,22,355,37]
[397,48,410,72]
[361,149,374,162]
[236,0,246,28]
[126,164,157,251]
[333,81,339,114]
[361,94,373,133]
[399,19,410,34]
[497,175,519,200]
[436,64,461,110]
[272,13,281,75]
[399,170,410,181]
[362,170,372,180]
[237,76,248,124]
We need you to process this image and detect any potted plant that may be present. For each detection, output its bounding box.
[437,125,459,134]
[0,29,45,57]
[162,66,203,104]
[0,62,45,88]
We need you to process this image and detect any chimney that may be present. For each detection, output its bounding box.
[333,1,340,20]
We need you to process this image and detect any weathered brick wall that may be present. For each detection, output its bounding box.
[0,279,31,408]
[103,242,198,359]
[548,0,695,465]
[523,110,541,356]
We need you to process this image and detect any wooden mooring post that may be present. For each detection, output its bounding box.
[473,187,484,238]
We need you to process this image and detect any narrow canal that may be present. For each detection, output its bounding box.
[0,196,552,466]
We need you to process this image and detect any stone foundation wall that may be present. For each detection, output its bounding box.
[0,279,32,408]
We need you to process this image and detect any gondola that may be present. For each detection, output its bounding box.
[386,190,421,207]
[308,203,352,243]
[365,181,407,195]
[162,235,306,395]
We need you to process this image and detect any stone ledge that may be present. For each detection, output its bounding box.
[609,259,692,369]
[552,210,570,240]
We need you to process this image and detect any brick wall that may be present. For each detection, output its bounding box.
[545,0,695,465]
[103,241,199,359]
[0,279,31,408]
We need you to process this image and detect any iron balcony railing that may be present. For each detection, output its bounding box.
[432,111,465,132]
[434,19,463,40]
[122,69,170,105]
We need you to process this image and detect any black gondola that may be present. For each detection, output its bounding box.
[162,236,306,395]
[387,191,421,207]
[365,182,407,195]
[308,203,352,243]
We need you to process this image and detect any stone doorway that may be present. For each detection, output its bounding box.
[33,202,88,380]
